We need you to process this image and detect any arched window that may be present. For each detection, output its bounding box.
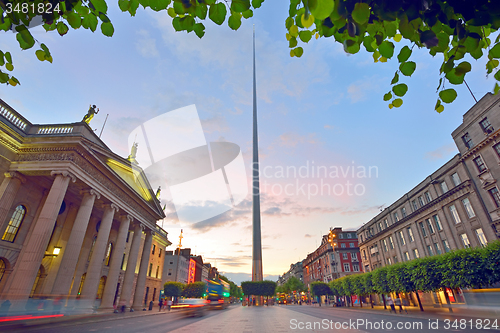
[87,235,97,262]
[0,259,5,282]
[2,205,26,242]
[97,276,107,299]
[104,242,113,266]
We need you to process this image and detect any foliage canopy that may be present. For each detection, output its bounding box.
[2,0,500,111]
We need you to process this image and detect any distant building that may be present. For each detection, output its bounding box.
[303,228,361,290]
[163,248,190,284]
[277,261,303,286]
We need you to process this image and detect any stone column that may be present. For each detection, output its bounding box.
[119,223,143,309]
[0,172,26,237]
[79,204,118,304]
[100,214,132,309]
[6,171,75,300]
[51,190,100,296]
[132,229,153,310]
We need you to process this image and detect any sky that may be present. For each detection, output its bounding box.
[1,1,498,285]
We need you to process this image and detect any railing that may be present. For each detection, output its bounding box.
[155,225,168,239]
[0,99,30,131]
[36,125,74,134]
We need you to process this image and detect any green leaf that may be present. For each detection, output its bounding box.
[82,13,98,32]
[101,22,114,37]
[5,63,13,71]
[242,9,253,19]
[397,46,412,63]
[455,61,471,76]
[194,22,205,38]
[494,83,500,95]
[35,50,46,61]
[391,72,399,84]
[299,30,312,43]
[494,70,500,81]
[289,25,299,37]
[383,92,392,101]
[195,3,208,19]
[392,98,403,107]
[384,21,397,37]
[90,0,108,13]
[289,36,297,48]
[173,1,185,14]
[118,0,129,11]
[309,0,334,20]
[490,43,500,58]
[209,3,227,25]
[343,39,360,54]
[439,88,457,103]
[0,54,4,67]
[66,12,82,29]
[172,17,182,31]
[301,13,314,28]
[445,68,465,85]
[399,61,416,76]
[56,22,69,36]
[5,52,12,64]
[379,41,394,58]
[352,3,370,25]
[228,13,242,30]
[168,7,176,18]
[231,0,250,13]
[294,47,304,57]
[251,0,263,9]
[436,104,444,113]
[180,16,195,32]
[392,83,408,97]
[15,26,35,50]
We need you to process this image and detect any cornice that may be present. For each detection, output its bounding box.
[461,128,500,160]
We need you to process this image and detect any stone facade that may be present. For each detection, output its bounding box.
[0,99,171,312]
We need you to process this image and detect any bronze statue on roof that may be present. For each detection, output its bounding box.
[83,105,99,124]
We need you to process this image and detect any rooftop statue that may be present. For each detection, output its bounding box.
[127,142,138,164]
[83,105,99,124]
[156,186,161,199]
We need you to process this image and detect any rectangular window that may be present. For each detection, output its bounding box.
[480,117,493,133]
[353,264,359,272]
[494,143,500,158]
[412,200,418,211]
[360,234,363,243]
[462,132,473,148]
[342,253,348,259]
[349,243,354,248]
[126,231,130,243]
[152,244,156,255]
[427,245,434,256]
[351,252,357,260]
[121,253,126,270]
[378,222,383,232]
[449,205,461,223]
[418,196,425,207]
[419,222,427,237]
[339,234,344,239]
[159,248,162,258]
[401,207,407,218]
[434,242,442,255]
[362,250,367,260]
[489,187,500,207]
[475,228,488,247]
[148,263,153,276]
[441,182,449,194]
[474,156,487,173]
[393,256,398,263]
[387,258,392,265]
[343,263,350,272]
[403,252,410,261]
[442,240,451,253]
[425,218,435,234]
[452,173,461,186]
[413,248,420,259]
[398,230,406,246]
[388,236,394,249]
[407,227,414,242]
[383,219,389,228]
[425,191,432,203]
[432,214,443,231]
[462,198,476,218]
[393,212,399,222]
[156,266,160,278]
[460,233,471,248]
[382,239,388,252]
[341,243,346,248]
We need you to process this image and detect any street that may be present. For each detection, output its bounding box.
[7,304,500,333]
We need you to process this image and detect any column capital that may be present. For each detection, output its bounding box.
[80,188,101,200]
[4,171,26,183]
[119,214,134,223]
[101,203,120,213]
[51,170,76,183]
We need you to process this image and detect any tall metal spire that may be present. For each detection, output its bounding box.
[252,25,263,282]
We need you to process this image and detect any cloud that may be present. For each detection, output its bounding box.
[200,114,229,134]
[136,29,159,58]
[277,132,319,147]
[205,255,252,268]
[347,76,385,103]
[424,143,458,160]
[263,207,290,217]
[324,125,334,130]
[304,234,314,238]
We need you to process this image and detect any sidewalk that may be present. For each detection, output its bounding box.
[0,307,173,330]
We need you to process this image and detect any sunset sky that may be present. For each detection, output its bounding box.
[1,1,497,284]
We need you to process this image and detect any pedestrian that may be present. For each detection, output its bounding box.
[387,297,396,313]
[395,297,402,313]
[167,299,172,311]
[159,298,163,312]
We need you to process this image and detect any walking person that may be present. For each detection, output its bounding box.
[167,299,172,312]
[159,298,163,312]
[387,297,396,313]
[395,297,403,313]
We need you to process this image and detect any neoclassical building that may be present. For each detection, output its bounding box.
[0,99,171,312]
